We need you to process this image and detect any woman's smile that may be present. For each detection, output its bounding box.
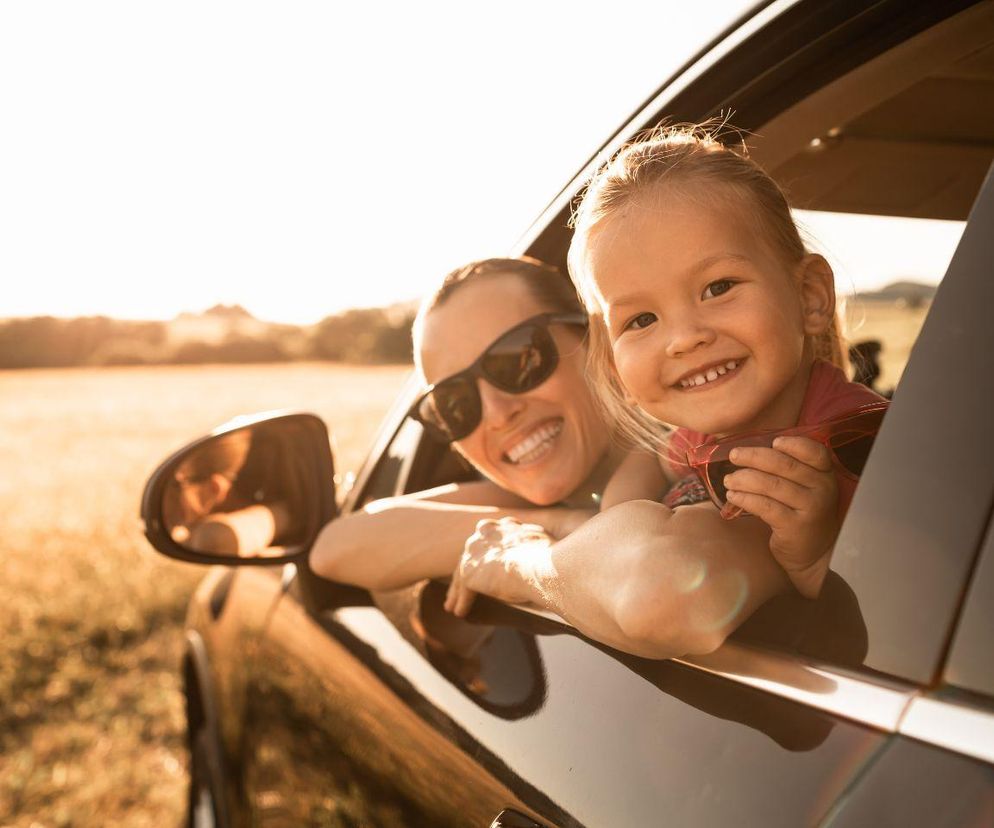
[502,418,563,465]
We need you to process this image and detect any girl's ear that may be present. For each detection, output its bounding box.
[797,254,836,335]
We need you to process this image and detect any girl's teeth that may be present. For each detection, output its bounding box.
[680,359,740,389]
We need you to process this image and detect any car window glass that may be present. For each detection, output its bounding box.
[357,418,424,506]
[797,209,966,395]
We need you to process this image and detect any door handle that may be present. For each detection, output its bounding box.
[489,808,544,828]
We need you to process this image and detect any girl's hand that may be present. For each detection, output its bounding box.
[444,518,552,618]
[722,436,839,598]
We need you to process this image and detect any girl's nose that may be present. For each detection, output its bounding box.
[664,318,716,358]
[478,380,525,429]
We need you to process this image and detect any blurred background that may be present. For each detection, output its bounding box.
[0,1,957,825]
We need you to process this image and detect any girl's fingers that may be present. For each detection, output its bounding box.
[725,489,793,527]
[771,436,834,471]
[729,442,829,486]
[723,468,810,511]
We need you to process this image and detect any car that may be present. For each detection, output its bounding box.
[141,1,994,825]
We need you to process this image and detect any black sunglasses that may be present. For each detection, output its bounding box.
[410,312,588,443]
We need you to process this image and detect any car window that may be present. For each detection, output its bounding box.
[743,8,994,678]
[797,209,966,394]
[354,3,994,681]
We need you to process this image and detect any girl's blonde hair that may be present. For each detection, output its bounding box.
[567,123,846,450]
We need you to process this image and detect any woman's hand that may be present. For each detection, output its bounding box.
[722,436,839,598]
[444,517,553,618]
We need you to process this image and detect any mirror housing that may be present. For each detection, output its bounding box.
[141,411,336,566]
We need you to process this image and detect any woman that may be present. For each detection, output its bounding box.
[310,257,789,659]
[309,257,618,588]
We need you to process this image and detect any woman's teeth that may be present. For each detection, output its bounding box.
[679,359,740,389]
[505,420,563,464]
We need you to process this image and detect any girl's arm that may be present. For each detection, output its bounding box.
[309,479,586,591]
[599,451,668,510]
[447,499,789,659]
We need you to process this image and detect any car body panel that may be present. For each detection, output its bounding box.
[247,586,888,827]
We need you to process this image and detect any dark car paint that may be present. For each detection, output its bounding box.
[164,1,994,825]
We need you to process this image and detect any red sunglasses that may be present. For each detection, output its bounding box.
[685,401,889,519]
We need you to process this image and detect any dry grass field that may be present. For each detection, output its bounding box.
[0,363,409,828]
[0,301,926,827]
[842,297,931,392]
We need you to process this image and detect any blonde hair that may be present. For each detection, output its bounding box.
[568,123,845,450]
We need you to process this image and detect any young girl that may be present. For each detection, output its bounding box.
[569,125,887,598]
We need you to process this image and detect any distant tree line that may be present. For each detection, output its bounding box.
[0,306,416,369]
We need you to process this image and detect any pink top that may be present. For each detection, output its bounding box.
[664,360,887,516]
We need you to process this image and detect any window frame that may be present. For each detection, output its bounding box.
[342,0,991,689]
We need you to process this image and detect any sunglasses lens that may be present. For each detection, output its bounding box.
[417,377,480,442]
[704,458,737,507]
[831,433,878,476]
[481,324,556,393]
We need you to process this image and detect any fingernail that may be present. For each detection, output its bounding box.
[729,448,740,462]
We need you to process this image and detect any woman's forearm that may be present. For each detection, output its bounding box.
[520,500,790,659]
[309,490,567,591]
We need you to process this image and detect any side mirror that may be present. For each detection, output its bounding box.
[141,411,336,566]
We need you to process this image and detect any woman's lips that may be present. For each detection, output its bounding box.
[504,419,563,465]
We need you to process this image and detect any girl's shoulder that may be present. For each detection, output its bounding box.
[800,360,888,425]
[662,426,708,479]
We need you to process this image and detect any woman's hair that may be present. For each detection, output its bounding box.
[412,256,583,372]
[567,123,846,450]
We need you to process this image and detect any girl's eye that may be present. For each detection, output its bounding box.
[703,279,736,299]
[625,312,657,331]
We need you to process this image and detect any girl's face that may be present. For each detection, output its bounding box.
[418,273,609,506]
[587,192,830,437]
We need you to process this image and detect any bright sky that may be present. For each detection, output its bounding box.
[1,1,965,325]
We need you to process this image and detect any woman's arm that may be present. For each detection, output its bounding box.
[447,499,790,659]
[309,479,588,591]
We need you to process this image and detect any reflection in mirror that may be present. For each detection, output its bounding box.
[161,425,313,559]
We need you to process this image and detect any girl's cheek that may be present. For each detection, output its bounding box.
[612,346,645,395]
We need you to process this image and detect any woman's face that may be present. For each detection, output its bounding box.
[418,273,608,505]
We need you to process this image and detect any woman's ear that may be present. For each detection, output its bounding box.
[797,254,836,335]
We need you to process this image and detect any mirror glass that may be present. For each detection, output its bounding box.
[161,424,315,560]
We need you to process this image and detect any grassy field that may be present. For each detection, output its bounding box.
[842,297,930,392]
[0,363,409,828]
[0,301,925,827]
